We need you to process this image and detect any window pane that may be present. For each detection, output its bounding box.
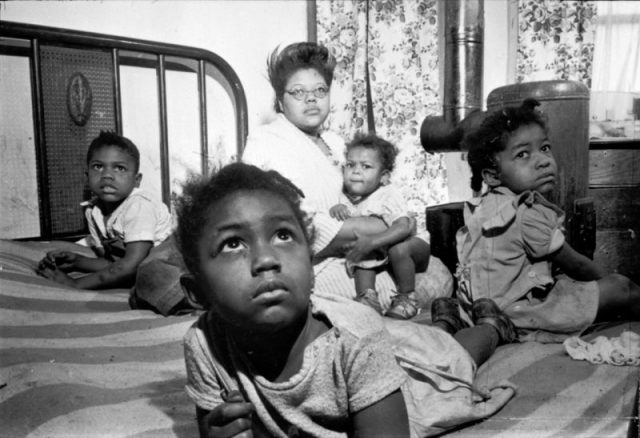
[590,2,640,139]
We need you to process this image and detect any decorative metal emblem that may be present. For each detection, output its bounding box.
[67,72,93,126]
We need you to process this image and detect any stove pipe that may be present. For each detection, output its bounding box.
[420,0,485,152]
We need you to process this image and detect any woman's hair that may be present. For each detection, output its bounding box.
[463,98,548,192]
[87,130,140,172]
[267,42,336,112]
[175,162,311,274]
[346,132,398,172]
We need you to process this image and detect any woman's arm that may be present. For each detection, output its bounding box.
[314,216,387,260]
[551,242,605,281]
[350,389,410,438]
[346,217,414,264]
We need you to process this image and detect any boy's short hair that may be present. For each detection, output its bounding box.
[175,162,312,275]
[86,131,141,172]
[346,133,398,172]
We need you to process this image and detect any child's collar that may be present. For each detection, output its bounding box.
[343,183,386,205]
[344,191,365,205]
[489,186,518,197]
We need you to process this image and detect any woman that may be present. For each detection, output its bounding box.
[242,42,451,312]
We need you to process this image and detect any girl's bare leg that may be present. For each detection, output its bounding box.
[595,273,640,322]
[354,268,377,294]
[388,237,430,294]
[454,325,500,367]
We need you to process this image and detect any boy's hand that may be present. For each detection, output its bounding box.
[329,204,351,221]
[40,250,80,272]
[346,230,376,263]
[205,390,255,437]
[35,264,78,288]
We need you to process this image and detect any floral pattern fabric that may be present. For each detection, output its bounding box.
[516,0,596,85]
[317,0,447,231]
[315,0,597,227]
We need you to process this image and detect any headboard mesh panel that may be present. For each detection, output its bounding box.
[40,45,116,235]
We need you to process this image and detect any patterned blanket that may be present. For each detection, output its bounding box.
[1,239,638,437]
[0,240,198,437]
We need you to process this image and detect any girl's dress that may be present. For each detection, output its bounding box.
[184,294,514,438]
[242,114,452,310]
[456,186,599,343]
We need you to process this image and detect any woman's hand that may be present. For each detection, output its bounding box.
[330,204,352,221]
[200,391,255,438]
[346,231,377,263]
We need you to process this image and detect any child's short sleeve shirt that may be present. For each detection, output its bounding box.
[184,295,499,437]
[340,184,407,227]
[339,183,430,244]
[520,197,566,258]
[456,187,565,309]
[84,188,172,249]
[183,295,407,437]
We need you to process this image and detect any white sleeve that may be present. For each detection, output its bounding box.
[183,325,225,411]
[120,198,159,243]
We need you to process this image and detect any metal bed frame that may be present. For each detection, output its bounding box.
[0,21,248,239]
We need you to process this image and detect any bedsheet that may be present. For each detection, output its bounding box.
[0,240,199,437]
[1,239,638,437]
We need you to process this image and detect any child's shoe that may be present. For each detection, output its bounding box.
[472,298,518,344]
[354,288,383,314]
[431,297,469,334]
[386,292,419,319]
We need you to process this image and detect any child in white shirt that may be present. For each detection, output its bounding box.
[330,133,430,319]
[37,131,171,290]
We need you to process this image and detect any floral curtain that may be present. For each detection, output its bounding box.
[317,0,447,229]
[516,0,597,85]
[316,1,370,135]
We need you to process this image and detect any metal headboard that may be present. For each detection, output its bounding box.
[0,21,248,239]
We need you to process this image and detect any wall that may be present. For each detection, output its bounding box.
[0,0,513,212]
[0,0,309,130]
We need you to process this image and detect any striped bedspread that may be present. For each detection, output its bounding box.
[0,240,199,437]
[1,239,638,437]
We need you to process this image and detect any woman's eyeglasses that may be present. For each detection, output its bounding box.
[285,86,329,100]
